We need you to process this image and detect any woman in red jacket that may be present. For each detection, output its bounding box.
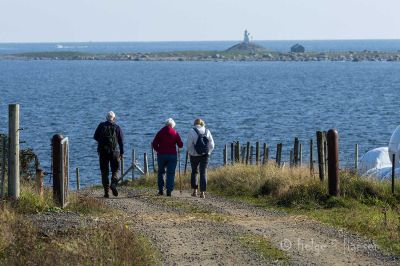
[152,118,183,196]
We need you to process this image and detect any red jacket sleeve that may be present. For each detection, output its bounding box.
[152,131,161,152]
[176,132,184,148]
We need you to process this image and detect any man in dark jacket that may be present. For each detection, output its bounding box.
[94,111,124,198]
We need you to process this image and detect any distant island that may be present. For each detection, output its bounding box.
[1,31,400,62]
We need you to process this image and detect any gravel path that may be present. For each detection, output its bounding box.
[80,187,398,266]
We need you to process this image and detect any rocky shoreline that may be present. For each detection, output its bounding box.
[1,50,400,62]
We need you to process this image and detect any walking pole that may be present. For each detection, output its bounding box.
[178,148,182,194]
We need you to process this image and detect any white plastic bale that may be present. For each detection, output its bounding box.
[358,147,392,175]
[388,125,400,165]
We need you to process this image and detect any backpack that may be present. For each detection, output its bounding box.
[99,124,118,153]
[193,127,209,155]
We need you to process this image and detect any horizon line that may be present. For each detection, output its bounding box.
[1,38,400,44]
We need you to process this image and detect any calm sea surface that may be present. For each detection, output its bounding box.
[0,41,400,188]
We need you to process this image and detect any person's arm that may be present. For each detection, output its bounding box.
[208,130,215,154]
[93,123,103,142]
[176,132,184,149]
[152,131,161,152]
[117,125,124,156]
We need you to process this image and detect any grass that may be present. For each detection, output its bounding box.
[238,233,288,264]
[205,163,400,255]
[0,181,160,265]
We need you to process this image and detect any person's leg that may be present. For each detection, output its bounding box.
[99,152,110,197]
[190,156,201,196]
[166,154,177,196]
[199,156,209,192]
[157,154,168,194]
[110,151,120,196]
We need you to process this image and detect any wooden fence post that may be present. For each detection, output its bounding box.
[263,143,268,165]
[36,169,44,199]
[241,146,246,163]
[327,129,339,196]
[293,137,299,166]
[316,131,326,181]
[231,142,234,165]
[276,143,282,167]
[256,142,260,165]
[235,141,240,163]
[8,104,20,199]
[250,146,254,165]
[309,139,314,176]
[246,142,250,165]
[323,131,328,177]
[76,167,80,191]
[289,150,293,168]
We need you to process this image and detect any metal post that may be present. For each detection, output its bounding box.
[8,104,20,199]
[392,154,395,195]
[132,148,136,180]
[299,143,303,167]
[52,134,63,204]
[76,167,80,191]
[327,129,339,196]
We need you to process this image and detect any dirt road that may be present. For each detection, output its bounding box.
[83,187,398,266]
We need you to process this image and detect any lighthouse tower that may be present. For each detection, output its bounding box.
[243,30,250,44]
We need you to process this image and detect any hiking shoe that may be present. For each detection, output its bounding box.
[104,188,110,198]
[200,192,205,199]
[166,191,172,197]
[191,189,198,197]
[110,183,118,197]
[158,191,164,196]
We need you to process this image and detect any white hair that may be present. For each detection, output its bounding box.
[106,111,116,122]
[165,118,176,128]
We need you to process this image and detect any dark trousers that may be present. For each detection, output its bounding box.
[99,151,120,189]
[157,154,177,193]
[190,155,209,192]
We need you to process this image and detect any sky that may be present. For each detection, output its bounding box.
[0,0,399,42]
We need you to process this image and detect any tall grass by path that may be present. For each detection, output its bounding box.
[206,163,400,255]
[0,181,159,265]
